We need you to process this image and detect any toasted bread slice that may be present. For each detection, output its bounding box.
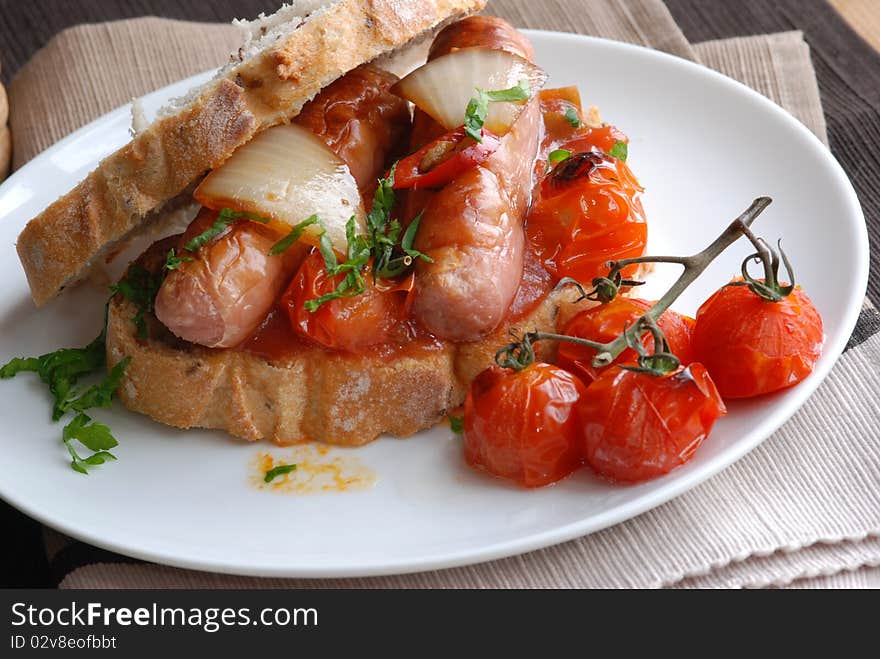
[16,0,486,307]
[106,289,583,447]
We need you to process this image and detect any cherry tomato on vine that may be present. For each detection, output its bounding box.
[577,363,726,483]
[557,298,695,384]
[464,363,587,488]
[527,150,647,285]
[281,250,414,352]
[692,279,824,399]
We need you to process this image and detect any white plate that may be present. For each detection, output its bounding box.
[0,31,868,578]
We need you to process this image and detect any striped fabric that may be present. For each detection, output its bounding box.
[2,0,879,588]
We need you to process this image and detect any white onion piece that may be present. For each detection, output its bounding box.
[392,47,548,136]
[194,123,365,255]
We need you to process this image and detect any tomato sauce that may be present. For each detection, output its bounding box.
[507,242,556,321]
[241,306,446,362]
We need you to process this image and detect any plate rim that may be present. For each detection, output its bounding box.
[0,30,869,579]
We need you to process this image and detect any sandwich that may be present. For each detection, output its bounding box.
[12,0,649,450]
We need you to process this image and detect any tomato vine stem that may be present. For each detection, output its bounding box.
[496,196,773,372]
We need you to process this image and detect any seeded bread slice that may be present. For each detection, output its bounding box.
[105,289,580,447]
[16,0,486,306]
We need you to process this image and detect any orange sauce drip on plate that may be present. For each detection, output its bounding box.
[253,446,377,495]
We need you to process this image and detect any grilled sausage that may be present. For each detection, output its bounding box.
[409,17,541,341]
[295,64,411,196]
[154,65,410,349]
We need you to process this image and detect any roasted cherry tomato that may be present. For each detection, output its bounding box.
[527,150,647,285]
[281,250,414,352]
[692,280,824,399]
[578,363,726,483]
[392,126,501,190]
[538,87,628,160]
[464,363,587,488]
[557,298,695,384]
[560,125,629,160]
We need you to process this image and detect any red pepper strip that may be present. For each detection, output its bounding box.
[392,127,501,190]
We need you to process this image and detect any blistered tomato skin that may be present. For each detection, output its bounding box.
[560,125,630,160]
[577,364,726,483]
[527,151,647,285]
[281,251,415,353]
[557,298,695,384]
[464,363,587,488]
[692,282,825,399]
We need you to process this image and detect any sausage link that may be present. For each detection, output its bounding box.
[155,65,410,348]
[154,208,304,348]
[410,17,541,341]
[295,64,411,196]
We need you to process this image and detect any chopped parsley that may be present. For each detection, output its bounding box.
[564,106,581,127]
[304,217,372,312]
[1,329,107,421]
[61,357,131,416]
[184,207,269,253]
[63,413,119,475]
[264,464,298,483]
[110,264,163,340]
[1,327,131,474]
[548,149,571,164]
[609,141,629,162]
[465,79,532,142]
[304,167,432,312]
[163,248,192,272]
[269,215,320,256]
[450,416,464,434]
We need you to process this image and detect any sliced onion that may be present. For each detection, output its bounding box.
[392,47,548,136]
[194,123,365,255]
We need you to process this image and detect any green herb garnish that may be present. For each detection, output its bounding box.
[269,215,320,256]
[1,331,107,421]
[450,416,464,434]
[465,79,532,142]
[184,208,269,253]
[564,106,581,128]
[110,264,163,340]
[163,248,193,272]
[63,413,119,475]
[304,167,432,312]
[400,213,432,263]
[264,464,298,483]
[549,149,571,163]
[61,357,131,416]
[367,164,397,237]
[609,141,628,162]
[2,329,131,474]
[304,217,370,312]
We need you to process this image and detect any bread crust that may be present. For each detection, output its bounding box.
[106,290,575,447]
[16,0,486,307]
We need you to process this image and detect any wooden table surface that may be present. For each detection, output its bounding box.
[830,0,880,51]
